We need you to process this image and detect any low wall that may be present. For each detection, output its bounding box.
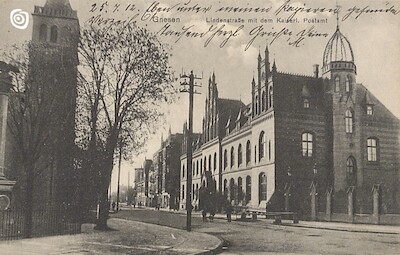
[316,212,400,225]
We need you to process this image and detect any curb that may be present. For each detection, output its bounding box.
[280,223,399,235]
[195,235,225,255]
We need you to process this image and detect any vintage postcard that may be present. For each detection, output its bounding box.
[0,0,399,254]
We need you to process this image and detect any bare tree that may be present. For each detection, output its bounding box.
[77,23,175,229]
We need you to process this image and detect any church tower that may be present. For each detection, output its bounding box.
[29,0,79,208]
[322,21,362,193]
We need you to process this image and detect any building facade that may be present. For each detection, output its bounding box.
[151,131,184,209]
[179,24,400,219]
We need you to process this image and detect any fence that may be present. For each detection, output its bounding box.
[0,209,81,241]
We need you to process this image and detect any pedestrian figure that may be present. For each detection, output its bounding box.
[226,203,233,222]
[209,207,215,222]
[202,209,207,222]
[112,201,116,211]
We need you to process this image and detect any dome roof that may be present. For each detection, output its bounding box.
[323,27,354,66]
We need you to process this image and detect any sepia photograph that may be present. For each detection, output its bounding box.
[0,0,399,254]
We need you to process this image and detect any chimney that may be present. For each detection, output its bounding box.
[313,64,319,78]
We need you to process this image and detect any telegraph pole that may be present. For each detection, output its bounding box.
[180,70,201,231]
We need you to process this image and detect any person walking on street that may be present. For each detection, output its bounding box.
[202,209,207,222]
[226,202,233,222]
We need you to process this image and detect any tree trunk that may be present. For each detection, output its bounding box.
[95,155,113,230]
[24,165,34,238]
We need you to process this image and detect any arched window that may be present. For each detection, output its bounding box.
[230,147,235,167]
[259,173,267,202]
[259,131,265,161]
[345,109,353,133]
[224,179,228,196]
[302,132,313,157]
[303,98,310,109]
[229,178,235,203]
[346,156,357,185]
[268,86,273,108]
[334,76,340,92]
[238,177,243,204]
[208,155,212,172]
[224,149,227,170]
[262,91,266,111]
[213,152,217,172]
[345,76,351,92]
[50,25,58,43]
[238,144,243,167]
[246,140,251,165]
[367,138,378,162]
[39,24,47,42]
[246,176,251,204]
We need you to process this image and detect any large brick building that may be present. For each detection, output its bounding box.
[179,24,400,220]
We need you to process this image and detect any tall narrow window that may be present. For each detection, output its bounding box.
[259,173,267,202]
[50,25,58,43]
[196,161,199,176]
[268,87,273,108]
[229,178,235,202]
[367,138,378,162]
[214,152,217,173]
[230,147,235,167]
[238,177,243,204]
[334,76,340,92]
[39,24,47,42]
[224,179,228,196]
[262,91,266,111]
[208,155,212,172]
[246,140,251,165]
[204,157,207,171]
[182,185,185,200]
[259,131,265,161]
[224,149,227,170]
[255,95,258,115]
[246,176,251,203]
[238,144,243,167]
[182,165,185,178]
[200,159,203,174]
[345,76,351,92]
[268,141,271,160]
[345,109,354,133]
[302,132,313,157]
[346,156,357,185]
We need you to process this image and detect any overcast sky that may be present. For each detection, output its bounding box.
[1,0,399,192]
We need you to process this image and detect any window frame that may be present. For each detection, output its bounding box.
[367,138,379,162]
[302,132,314,157]
[345,109,354,134]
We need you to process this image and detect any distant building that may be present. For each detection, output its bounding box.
[180,23,400,221]
[152,130,184,209]
[134,167,145,206]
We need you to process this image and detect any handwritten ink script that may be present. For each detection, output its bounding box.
[85,0,399,50]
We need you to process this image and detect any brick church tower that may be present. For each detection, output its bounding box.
[28,0,79,208]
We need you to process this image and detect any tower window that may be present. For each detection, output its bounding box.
[345,109,354,133]
[262,91,266,111]
[50,25,58,43]
[302,132,313,157]
[345,76,351,92]
[39,24,47,42]
[367,138,378,162]
[303,98,310,109]
[367,105,373,115]
[334,76,340,92]
[268,86,273,108]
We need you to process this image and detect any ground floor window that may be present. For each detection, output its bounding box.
[246,176,251,204]
[259,173,267,202]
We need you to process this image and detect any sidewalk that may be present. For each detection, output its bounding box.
[156,207,400,235]
[0,218,222,255]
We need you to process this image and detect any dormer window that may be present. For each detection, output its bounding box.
[303,98,310,109]
[367,105,373,115]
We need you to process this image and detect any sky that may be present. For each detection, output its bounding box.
[1,0,399,192]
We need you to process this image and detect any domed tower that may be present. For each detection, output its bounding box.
[323,22,362,196]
